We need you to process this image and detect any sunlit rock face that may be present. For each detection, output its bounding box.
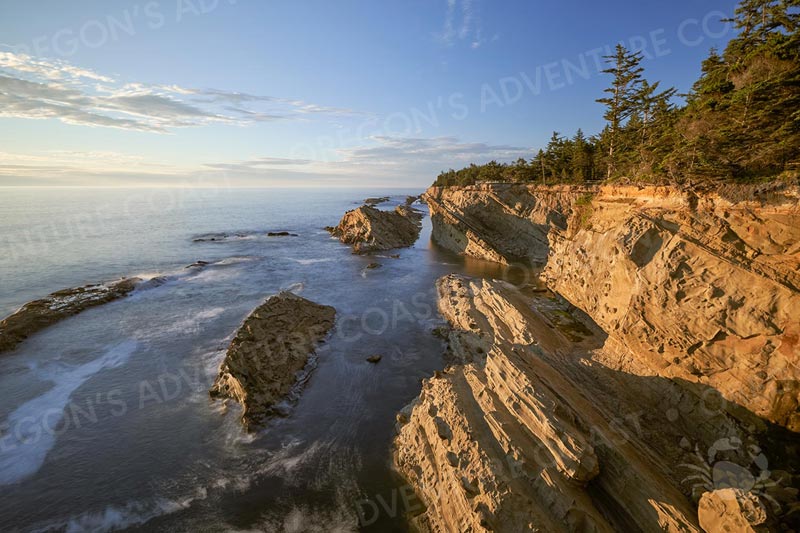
[328,204,423,253]
[395,184,799,532]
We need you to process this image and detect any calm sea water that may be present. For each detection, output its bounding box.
[0,187,517,532]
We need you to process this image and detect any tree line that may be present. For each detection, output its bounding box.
[435,0,799,187]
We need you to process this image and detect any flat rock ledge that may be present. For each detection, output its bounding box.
[0,278,140,354]
[209,292,335,430]
[328,204,423,253]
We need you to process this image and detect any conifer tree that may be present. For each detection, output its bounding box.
[597,45,644,178]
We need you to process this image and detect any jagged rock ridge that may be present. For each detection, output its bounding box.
[328,204,423,253]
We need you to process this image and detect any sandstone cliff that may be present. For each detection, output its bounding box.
[210,292,336,430]
[328,204,423,253]
[395,183,799,532]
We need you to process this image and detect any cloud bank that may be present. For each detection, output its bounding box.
[0,52,361,133]
[0,136,530,187]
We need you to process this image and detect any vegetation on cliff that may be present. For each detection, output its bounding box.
[435,0,799,187]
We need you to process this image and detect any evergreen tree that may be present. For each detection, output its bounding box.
[596,45,644,178]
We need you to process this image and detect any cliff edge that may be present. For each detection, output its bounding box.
[394,183,799,531]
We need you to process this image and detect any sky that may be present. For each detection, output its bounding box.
[0,0,740,188]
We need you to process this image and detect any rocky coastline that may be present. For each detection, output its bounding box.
[393,183,800,532]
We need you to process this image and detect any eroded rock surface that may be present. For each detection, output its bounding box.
[425,184,800,431]
[209,292,335,429]
[398,183,800,531]
[328,204,423,253]
[0,278,140,353]
[395,275,705,532]
[698,489,769,532]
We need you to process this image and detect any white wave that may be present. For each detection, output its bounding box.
[30,486,209,533]
[282,282,305,294]
[141,307,227,337]
[256,504,357,533]
[0,340,138,486]
[289,258,334,265]
[213,256,258,266]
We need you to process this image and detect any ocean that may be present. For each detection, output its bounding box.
[0,187,518,532]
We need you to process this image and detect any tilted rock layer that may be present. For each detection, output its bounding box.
[328,204,423,253]
[210,292,335,429]
[395,184,800,532]
[425,183,800,431]
[0,278,140,353]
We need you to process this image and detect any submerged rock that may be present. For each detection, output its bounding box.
[328,204,423,253]
[364,196,390,206]
[192,232,248,242]
[0,278,140,353]
[209,292,335,430]
[366,354,382,363]
[366,262,382,269]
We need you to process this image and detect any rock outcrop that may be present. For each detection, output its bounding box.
[424,183,800,431]
[0,278,140,353]
[209,292,335,429]
[395,183,800,531]
[396,275,705,532]
[328,204,423,253]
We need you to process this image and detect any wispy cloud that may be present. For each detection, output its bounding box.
[436,0,495,49]
[0,136,530,187]
[338,136,526,166]
[0,52,363,133]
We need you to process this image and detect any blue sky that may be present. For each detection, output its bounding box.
[0,0,738,187]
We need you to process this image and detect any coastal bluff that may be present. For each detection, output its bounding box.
[394,183,800,532]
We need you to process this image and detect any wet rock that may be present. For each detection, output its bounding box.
[192,232,249,242]
[364,196,390,206]
[267,231,298,237]
[328,205,423,253]
[209,292,335,430]
[185,260,210,269]
[431,326,449,339]
[366,354,382,363]
[0,278,140,353]
[366,262,382,269]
